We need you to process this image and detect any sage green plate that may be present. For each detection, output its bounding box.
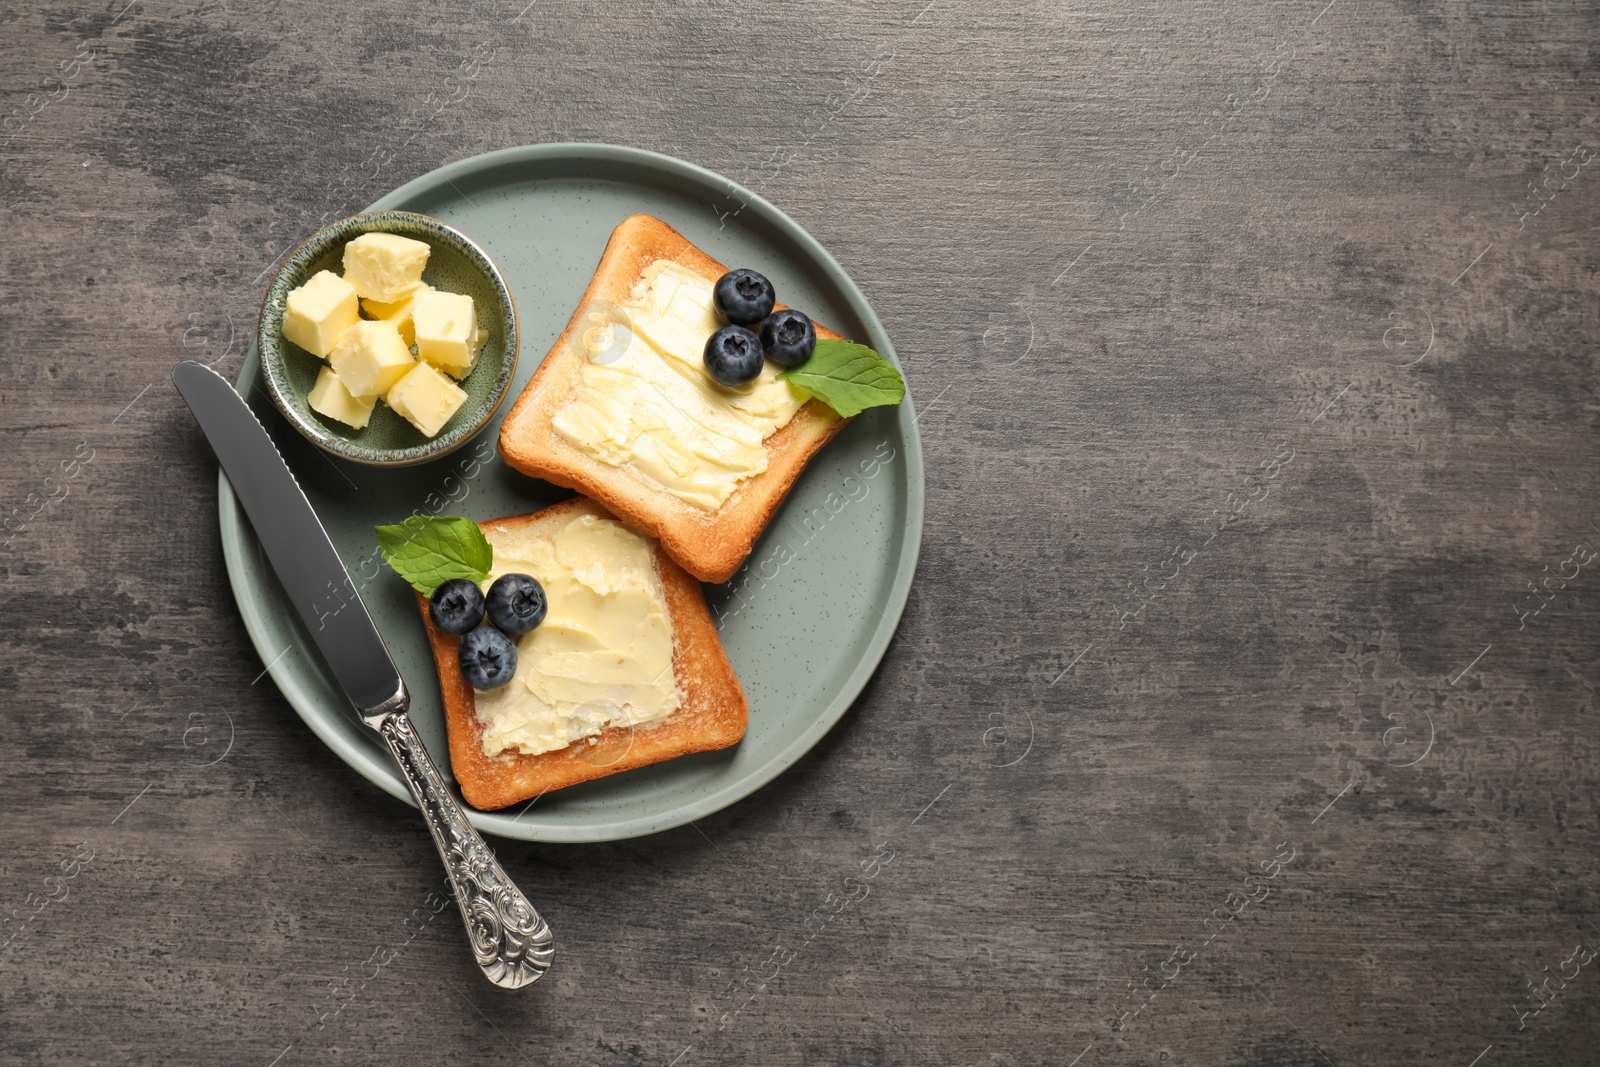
[219,144,924,842]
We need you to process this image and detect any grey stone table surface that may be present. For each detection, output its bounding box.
[3,0,1597,1063]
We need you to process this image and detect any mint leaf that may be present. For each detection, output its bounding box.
[374,515,492,595]
[777,339,906,418]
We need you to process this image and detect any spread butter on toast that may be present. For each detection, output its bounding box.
[496,214,851,584]
[417,496,747,809]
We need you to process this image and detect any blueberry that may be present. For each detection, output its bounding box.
[458,627,518,690]
[713,269,775,326]
[486,573,547,635]
[704,325,764,387]
[429,578,486,636]
[759,309,816,368]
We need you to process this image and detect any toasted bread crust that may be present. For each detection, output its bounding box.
[417,497,747,810]
[497,214,851,583]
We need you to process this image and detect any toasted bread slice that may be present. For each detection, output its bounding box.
[496,214,850,583]
[416,497,747,810]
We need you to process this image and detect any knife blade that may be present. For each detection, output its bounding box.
[172,359,403,715]
[171,359,553,988]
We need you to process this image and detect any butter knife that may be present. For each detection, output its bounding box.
[172,359,553,988]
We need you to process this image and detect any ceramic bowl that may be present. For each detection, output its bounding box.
[257,211,518,467]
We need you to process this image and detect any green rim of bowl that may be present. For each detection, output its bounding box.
[257,210,519,467]
[221,143,926,842]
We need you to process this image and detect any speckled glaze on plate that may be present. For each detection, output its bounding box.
[219,144,924,842]
[257,210,518,467]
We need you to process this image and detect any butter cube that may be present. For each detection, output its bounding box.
[361,283,432,346]
[306,366,376,429]
[386,360,468,438]
[282,270,358,358]
[342,232,431,302]
[411,289,483,378]
[329,320,414,398]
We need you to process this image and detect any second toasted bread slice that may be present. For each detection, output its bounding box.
[417,497,747,810]
[497,214,850,583]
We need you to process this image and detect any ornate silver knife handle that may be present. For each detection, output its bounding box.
[367,707,553,988]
